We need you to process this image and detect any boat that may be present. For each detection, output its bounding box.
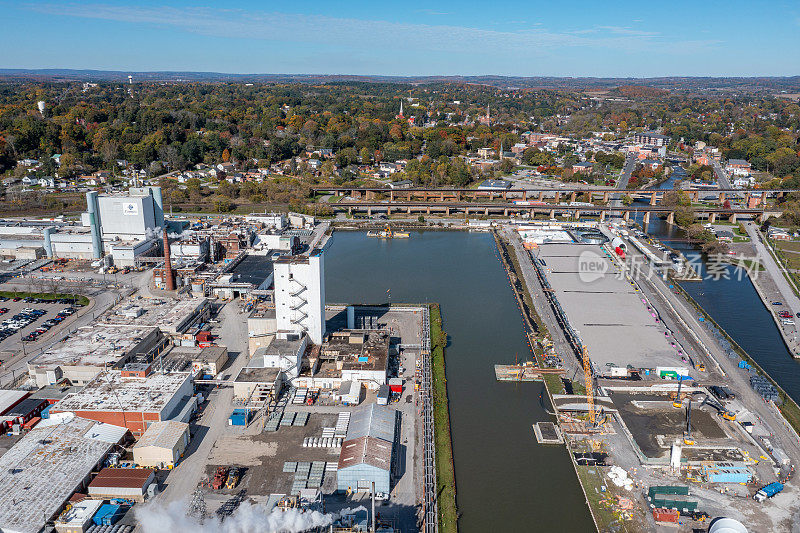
[367,225,410,239]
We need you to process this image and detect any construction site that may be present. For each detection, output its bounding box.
[503,220,800,532]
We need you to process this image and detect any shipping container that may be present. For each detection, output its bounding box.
[92,504,126,526]
[652,508,679,523]
[229,408,250,426]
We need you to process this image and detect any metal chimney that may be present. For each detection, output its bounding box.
[163,228,175,291]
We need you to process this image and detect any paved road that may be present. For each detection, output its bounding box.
[746,224,800,314]
[710,158,735,191]
[609,153,637,212]
[158,300,249,504]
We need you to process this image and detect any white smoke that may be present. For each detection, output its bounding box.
[136,500,365,533]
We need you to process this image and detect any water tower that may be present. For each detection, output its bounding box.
[128,75,133,84]
[37,101,46,116]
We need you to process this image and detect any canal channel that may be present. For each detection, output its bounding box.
[324,230,595,532]
[638,165,800,400]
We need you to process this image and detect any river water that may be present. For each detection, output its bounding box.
[637,166,800,400]
[325,230,594,532]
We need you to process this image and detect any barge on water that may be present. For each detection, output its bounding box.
[367,225,410,239]
[495,363,565,382]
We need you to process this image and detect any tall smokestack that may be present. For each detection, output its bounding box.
[163,228,175,291]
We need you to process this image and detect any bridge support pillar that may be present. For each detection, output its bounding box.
[367,207,372,217]
[603,192,609,203]
[440,193,445,202]
[549,210,555,219]
[575,210,581,220]
[730,213,737,223]
[600,210,606,222]
[709,213,716,223]
[570,192,577,203]
[539,191,545,202]
[504,209,509,216]
[744,193,751,206]
[426,206,431,215]
[387,207,392,216]
[555,192,561,203]
[446,207,450,216]
[503,191,508,201]
[485,208,489,215]
[667,212,675,225]
[623,211,630,221]
[348,206,352,216]
[691,191,699,202]
[650,192,657,206]
[389,191,394,201]
[718,192,726,204]
[643,211,650,225]
[406,206,411,214]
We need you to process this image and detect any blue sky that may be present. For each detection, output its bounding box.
[2,0,799,76]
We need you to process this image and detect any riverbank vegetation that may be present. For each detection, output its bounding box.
[429,303,457,533]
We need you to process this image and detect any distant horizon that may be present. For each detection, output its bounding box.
[1,68,799,81]
[1,1,798,77]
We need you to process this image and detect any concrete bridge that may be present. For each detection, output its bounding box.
[333,200,781,225]
[314,186,796,207]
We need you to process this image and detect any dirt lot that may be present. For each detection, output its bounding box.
[204,412,340,497]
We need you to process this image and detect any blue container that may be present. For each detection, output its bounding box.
[229,408,249,426]
[93,504,124,526]
[40,405,51,419]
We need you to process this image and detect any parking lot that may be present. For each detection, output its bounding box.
[0,295,85,363]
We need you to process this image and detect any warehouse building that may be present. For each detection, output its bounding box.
[51,369,193,436]
[87,467,156,502]
[132,420,190,468]
[0,416,126,533]
[0,188,165,264]
[28,325,168,387]
[296,330,390,390]
[337,403,397,494]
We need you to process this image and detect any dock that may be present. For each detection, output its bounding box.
[533,422,564,444]
[494,364,564,382]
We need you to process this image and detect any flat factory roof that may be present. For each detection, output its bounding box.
[54,370,191,414]
[102,297,208,334]
[30,325,159,369]
[537,243,684,371]
[0,417,118,533]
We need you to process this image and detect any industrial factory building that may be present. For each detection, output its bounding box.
[27,325,168,387]
[51,369,193,435]
[0,416,126,533]
[101,296,211,338]
[0,187,166,265]
[132,420,191,468]
[337,403,397,494]
[275,249,326,344]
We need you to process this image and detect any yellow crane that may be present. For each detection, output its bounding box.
[582,345,595,425]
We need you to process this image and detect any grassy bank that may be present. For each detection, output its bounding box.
[0,291,89,306]
[429,303,458,533]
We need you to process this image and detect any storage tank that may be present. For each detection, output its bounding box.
[42,226,54,258]
[708,517,747,533]
[85,191,103,259]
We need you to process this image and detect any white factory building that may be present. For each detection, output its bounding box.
[274,249,326,345]
[0,187,166,266]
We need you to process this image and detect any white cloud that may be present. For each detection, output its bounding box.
[24,3,710,56]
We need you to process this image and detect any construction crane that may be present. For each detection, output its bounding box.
[582,345,595,425]
[683,398,696,446]
[672,379,684,408]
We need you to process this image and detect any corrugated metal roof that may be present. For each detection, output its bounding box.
[345,403,395,443]
[89,468,154,489]
[338,436,392,471]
